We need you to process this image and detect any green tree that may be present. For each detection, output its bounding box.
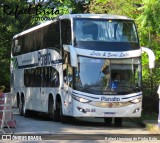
[136,0,160,113]
[0,0,87,91]
[88,0,160,113]
[88,0,141,19]
[0,0,36,91]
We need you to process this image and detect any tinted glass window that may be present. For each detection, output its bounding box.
[45,22,60,48]
[74,56,141,95]
[24,67,59,87]
[12,21,60,56]
[63,51,73,87]
[61,20,71,45]
[74,19,138,43]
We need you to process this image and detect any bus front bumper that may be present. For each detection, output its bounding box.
[72,100,142,117]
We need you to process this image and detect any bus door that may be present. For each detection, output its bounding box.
[62,79,73,115]
[62,58,73,115]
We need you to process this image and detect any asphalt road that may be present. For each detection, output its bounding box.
[7,109,149,134]
[0,109,159,143]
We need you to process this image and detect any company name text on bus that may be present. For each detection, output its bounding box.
[38,51,52,66]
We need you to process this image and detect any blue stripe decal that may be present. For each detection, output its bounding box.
[51,59,63,64]
[73,91,142,100]
[122,94,142,99]
[72,91,100,99]
[18,63,39,69]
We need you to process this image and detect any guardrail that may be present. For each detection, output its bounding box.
[0,92,16,134]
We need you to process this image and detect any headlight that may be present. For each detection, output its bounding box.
[130,98,142,104]
[72,95,91,103]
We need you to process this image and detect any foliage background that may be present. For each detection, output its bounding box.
[0,0,159,113]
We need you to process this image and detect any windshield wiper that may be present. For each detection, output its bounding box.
[74,37,77,47]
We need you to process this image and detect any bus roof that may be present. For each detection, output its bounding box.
[13,14,133,39]
[13,20,55,39]
[59,14,132,20]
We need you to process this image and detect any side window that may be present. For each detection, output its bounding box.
[42,67,49,87]
[50,67,60,87]
[35,68,41,87]
[29,33,34,52]
[37,28,44,50]
[61,19,71,45]
[24,67,59,87]
[20,36,25,54]
[30,69,34,87]
[24,69,32,87]
[12,38,21,56]
[35,29,42,50]
[44,22,60,49]
[41,67,59,87]
[63,51,73,87]
[54,22,60,48]
[41,68,45,87]
[24,68,40,87]
[24,34,30,53]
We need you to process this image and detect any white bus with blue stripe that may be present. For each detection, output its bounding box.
[11,14,155,126]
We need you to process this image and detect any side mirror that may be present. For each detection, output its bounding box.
[63,45,78,67]
[157,85,160,98]
[69,45,77,67]
[141,47,155,69]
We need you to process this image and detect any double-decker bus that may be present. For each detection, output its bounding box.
[11,14,155,126]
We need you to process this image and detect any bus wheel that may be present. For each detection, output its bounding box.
[60,101,69,123]
[48,97,60,122]
[24,110,30,118]
[23,102,30,118]
[114,118,123,127]
[19,97,24,116]
[104,118,112,126]
[19,97,29,117]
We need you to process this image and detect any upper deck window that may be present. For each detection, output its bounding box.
[74,19,138,43]
[12,21,60,56]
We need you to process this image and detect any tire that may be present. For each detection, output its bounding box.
[19,96,29,117]
[24,109,30,118]
[114,118,123,127]
[19,98,24,116]
[48,97,60,122]
[104,118,112,126]
[60,101,69,123]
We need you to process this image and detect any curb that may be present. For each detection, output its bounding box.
[143,120,160,134]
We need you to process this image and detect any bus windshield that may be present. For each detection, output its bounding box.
[74,19,138,43]
[74,57,141,95]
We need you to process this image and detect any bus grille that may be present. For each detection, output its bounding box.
[89,101,132,108]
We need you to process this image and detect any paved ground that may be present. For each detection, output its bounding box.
[0,109,159,143]
[4,113,150,134]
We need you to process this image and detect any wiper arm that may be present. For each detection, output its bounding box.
[74,37,77,47]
